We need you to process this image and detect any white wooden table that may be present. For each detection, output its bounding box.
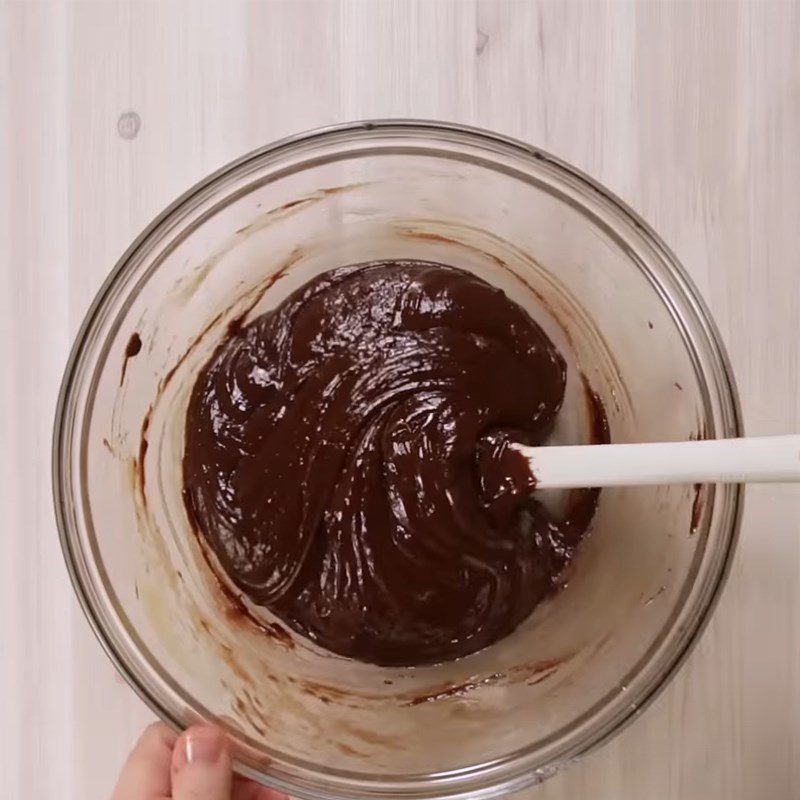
[2,2,800,798]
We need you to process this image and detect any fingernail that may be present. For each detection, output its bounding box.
[185,728,224,764]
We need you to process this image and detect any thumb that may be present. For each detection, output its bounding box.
[172,725,232,800]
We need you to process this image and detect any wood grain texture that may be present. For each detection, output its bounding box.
[2,1,800,798]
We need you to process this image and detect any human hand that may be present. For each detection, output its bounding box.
[112,722,289,800]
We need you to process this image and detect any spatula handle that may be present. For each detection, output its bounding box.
[514,435,800,489]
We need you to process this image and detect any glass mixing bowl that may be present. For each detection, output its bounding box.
[53,120,742,800]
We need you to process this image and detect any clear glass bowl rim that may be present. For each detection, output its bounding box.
[52,118,744,800]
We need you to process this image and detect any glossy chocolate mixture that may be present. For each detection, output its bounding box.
[183,260,605,666]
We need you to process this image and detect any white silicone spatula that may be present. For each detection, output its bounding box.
[511,435,800,490]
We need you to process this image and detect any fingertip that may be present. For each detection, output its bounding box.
[139,720,179,752]
[172,724,228,771]
[233,776,291,800]
[112,722,176,800]
[171,724,233,800]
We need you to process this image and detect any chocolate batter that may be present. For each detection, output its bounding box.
[183,260,604,666]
